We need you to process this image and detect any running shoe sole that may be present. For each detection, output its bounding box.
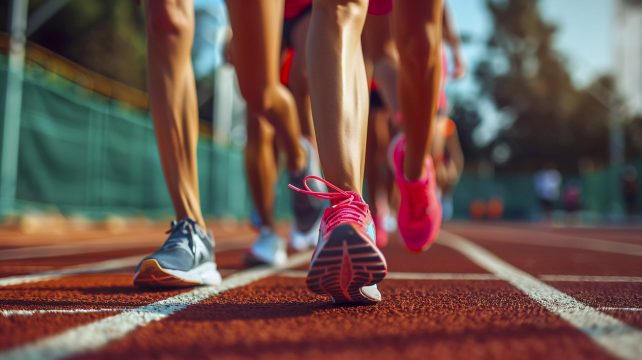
[133,259,222,288]
[306,224,387,304]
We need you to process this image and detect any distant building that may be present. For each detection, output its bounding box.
[614,0,642,117]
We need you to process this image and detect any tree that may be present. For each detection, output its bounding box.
[475,0,610,172]
[2,1,147,90]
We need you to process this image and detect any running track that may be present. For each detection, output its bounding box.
[0,222,641,359]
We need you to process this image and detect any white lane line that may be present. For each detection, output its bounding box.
[0,250,312,360]
[470,225,642,257]
[0,243,250,287]
[441,231,642,360]
[540,275,642,283]
[1,309,131,317]
[599,308,642,312]
[0,256,143,287]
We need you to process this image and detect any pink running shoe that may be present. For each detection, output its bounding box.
[389,135,442,252]
[289,176,387,304]
[373,215,389,249]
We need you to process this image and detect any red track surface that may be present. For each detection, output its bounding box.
[0,221,641,359]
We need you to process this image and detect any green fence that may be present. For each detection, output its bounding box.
[451,161,642,220]
[0,56,295,220]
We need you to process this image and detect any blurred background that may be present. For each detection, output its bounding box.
[0,0,641,228]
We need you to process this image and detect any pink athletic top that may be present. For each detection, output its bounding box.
[285,0,392,19]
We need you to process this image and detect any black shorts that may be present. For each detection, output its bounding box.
[282,5,312,50]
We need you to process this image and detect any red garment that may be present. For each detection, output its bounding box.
[368,0,393,15]
[284,0,312,20]
[280,49,295,86]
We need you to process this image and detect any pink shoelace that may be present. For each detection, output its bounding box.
[289,175,370,234]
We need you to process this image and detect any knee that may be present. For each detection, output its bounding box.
[146,0,194,40]
[246,115,274,146]
[243,88,274,116]
[396,22,441,72]
[313,0,368,25]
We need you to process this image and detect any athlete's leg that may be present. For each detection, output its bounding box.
[245,113,277,228]
[134,0,221,288]
[228,1,324,261]
[386,0,444,252]
[307,0,370,192]
[363,13,400,116]
[291,0,387,304]
[365,106,392,248]
[146,0,205,227]
[393,0,443,180]
[289,12,316,145]
[226,0,306,174]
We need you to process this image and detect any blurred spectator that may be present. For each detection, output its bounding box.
[621,166,639,217]
[562,180,582,224]
[534,165,562,221]
[562,180,582,214]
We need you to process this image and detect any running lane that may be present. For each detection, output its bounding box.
[1,222,640,359]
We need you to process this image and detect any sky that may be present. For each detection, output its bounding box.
[446,0,615,144]
[448,0,614,86]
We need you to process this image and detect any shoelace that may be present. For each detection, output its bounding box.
[289,175,369,234]
[163,220,194,250]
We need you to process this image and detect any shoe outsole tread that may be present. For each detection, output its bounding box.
[306,224,387,305]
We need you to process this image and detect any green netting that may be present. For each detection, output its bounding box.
[452,173,538,219]
[0,56,294,220]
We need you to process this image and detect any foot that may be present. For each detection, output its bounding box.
[133,218,222,288]
[289,138,327,251]
[244,227,287,267]
[389,134,442,252]
[289,176,387,305]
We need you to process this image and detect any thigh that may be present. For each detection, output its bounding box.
[393,0,442,48]
[226,0,284,91]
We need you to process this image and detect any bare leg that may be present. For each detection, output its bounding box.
[307,0,370,192]
[245,114,277,227]
[289,13,316,145]
[227,0,305,174]
[393,0,443,180]
[365,108,391,216]
[363,13,400,115]
[146,0,205,227]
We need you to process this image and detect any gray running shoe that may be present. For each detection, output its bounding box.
[133,218,222,288]
[289,138,327,250]
[244,227,287,267]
